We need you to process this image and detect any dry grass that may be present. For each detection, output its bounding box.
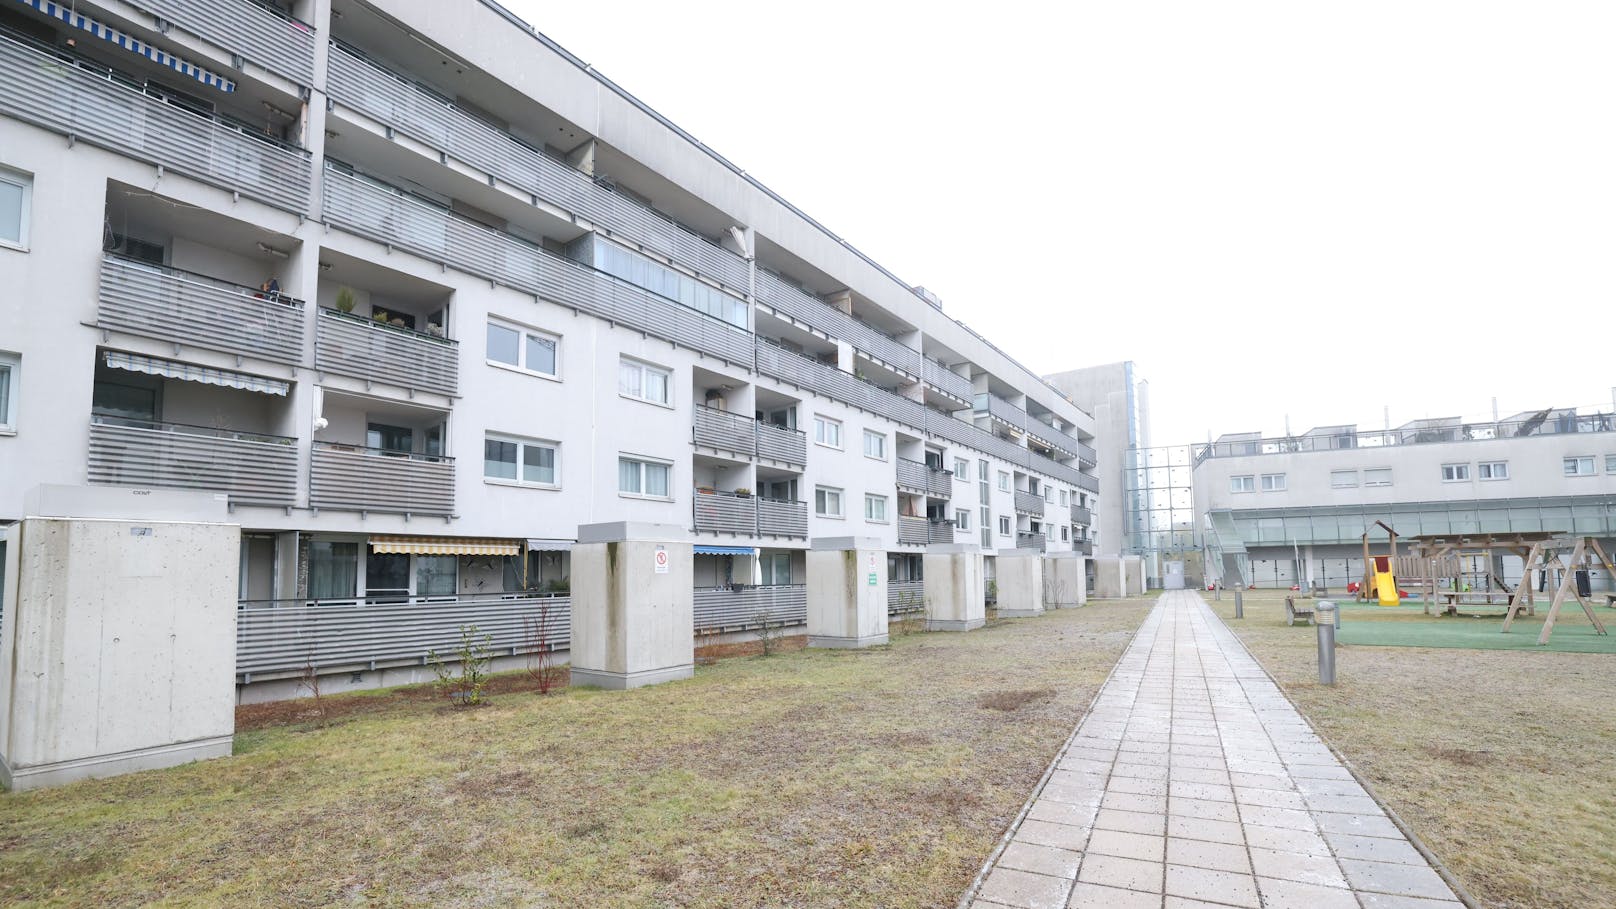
[0,597,1155,908]
[1209,589,1616,909]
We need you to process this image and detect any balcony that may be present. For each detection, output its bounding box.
[315,309,459,396]
[898,516,930,546]
[755,270,923,377]
[1071,504,1093,525]
[0,32,311,213]
[692,404,806,467]
[309,441,454,516]
[888,580,925,614]
[129,0,316,86]
[87,416,297,507]
[1075,441,1098,468]
[896,458,951,497]
[325,41,748,293]
[692,490,808,538]
[97,254,305,364]
[322,166,754,367]
[923,358,972,402]
[1015,489,1047,516]
[1017,532,1048,552]
[693,585,807,632]
[1072,541,1093,556]
[755,339,929,428]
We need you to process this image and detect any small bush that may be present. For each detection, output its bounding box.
[753,609,783,656]
[429,624,494,707]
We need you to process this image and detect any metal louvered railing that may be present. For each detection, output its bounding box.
[97,254,305,364]
[315,309,459,396]
[693,585,806,633]
[309,442,454,516]
[88,417,298,506]
[132,0,316,85]
[888,580,925,615]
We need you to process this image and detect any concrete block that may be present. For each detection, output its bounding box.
[924,543,984,632]
[806,538,888,648]
[1125,557,1146,594]
[569,522,693,690]
[1044,551,1087,608]
[996,549,1045,617]
[0,513,238,791]
[1092,557,1126,598]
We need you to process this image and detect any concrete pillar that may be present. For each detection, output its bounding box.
[1126,557,1146,594]
[569,522,693,690]
[1093,557,1125,598]
[0,486,238,791]
[996,549,1045,617]
[923,543,984,631]
[1044,552,1087,608]
[806,537,888,648]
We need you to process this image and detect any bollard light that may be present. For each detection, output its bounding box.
[1315,600,1337,685]
[1234,587,1244,619]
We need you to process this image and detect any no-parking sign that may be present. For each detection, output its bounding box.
[653,546,669,574]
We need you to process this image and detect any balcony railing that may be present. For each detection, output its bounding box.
[755,270,923,378]
[97,254,305,364]
[895,458,951,497]
[692,404,806,467]
[692,489,808,538]
[976,391,1087,459]
[694,585,806,632]
[131,0,316,86]
[755,338,930,428]
[1192,409,1616,464]
[325,40,749,293]
[898,516,930,546]
[236,592,568,679]
[1071,504,1093,525]
[323,166,754,367]
[923,357,972,401]
[1015,489,1047,515]
[309,441,454,516]
[88,416,297,507]
[315,309,459,396]
[0,32,311,213]
[1017,532,1048,552]
[1073,541,1093,556]
[888,580,925,615]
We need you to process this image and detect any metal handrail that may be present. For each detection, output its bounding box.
[91,413,295,445]
[103,252,306,308]
[318,306,456,345]
[311,440,454,463]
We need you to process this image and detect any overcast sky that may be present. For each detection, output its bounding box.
[504,0,1616,444]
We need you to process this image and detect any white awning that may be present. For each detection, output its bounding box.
[17,0,237,92]
[526,538,574,552]
[371,535,520,556]
[104,351,289,396]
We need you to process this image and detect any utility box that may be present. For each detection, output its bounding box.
[0,486,239,791]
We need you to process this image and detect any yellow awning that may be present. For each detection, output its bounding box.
[369,535,520,556]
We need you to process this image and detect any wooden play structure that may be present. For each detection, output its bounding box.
[1503,535,1614,645]
[1357,521,1401,605]
[1398,532,1557,616]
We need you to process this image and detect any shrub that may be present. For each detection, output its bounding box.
[429,624,494,706]
[753,609,783,656]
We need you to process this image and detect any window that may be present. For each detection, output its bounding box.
[1060,490,1069,507]
[1478,461,1508,481]
[0,168,31,250]
[978,460,988,482]
[1045,486,1054,502]
[0,353,16,432]
[1441,464,1470,482]
[1330,470,1358,489]
[1364,468,1392,487]
[815,486,844,518]
[415,555,457,597]
[1607,455,1616,474]
[1260,473,1286,492]
[572,234,749,328]
[618,456,671,497]
[998,471,1011,492]
[863,429,887,460]
[484,435,558,486]
[813,415,842,449]
[1060,526,1069,542]
[954,457,968,478]
[307,541,358,599]
[486,321,558,377]
[955,509,970,531]
[367,423,413,453]
[1564,456,1596,477]
[619,358,670,405]
[998,516,1012,536]
[864,494,888,522]
[760,552,792,585]
[1230,475,1255,493]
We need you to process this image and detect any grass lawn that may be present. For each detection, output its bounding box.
[1209,589,1616,909]
[0,597,1155,908]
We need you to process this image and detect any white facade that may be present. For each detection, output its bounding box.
[0,0,1097,652]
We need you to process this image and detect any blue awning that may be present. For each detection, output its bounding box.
[17,0,237,92]
[694,546,756,556]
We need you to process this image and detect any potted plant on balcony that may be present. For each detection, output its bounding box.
[335,287,356,314]
[733,487,752,498]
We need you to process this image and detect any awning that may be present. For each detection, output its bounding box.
[371,535,520,556]
[526,538,574,552]
[694,545,757,556]
[16,0,236,92]
[105,351,289,396]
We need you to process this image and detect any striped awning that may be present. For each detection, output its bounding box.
[371,535,520,556]
[16,0,237,92]
[104,351,289,396]
[695,545,756,556]
[526,538,574,552]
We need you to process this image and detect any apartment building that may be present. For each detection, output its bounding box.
[1194,408,1616,589]
[0,0,1098,692]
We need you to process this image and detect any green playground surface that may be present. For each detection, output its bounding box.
[1331,598,1616,653]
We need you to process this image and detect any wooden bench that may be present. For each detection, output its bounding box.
[1285,595,1315,626]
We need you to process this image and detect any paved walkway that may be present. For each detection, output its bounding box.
[969,589,1463,909]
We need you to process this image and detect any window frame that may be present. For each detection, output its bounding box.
[1230,475,1255,494]
[813,415,843,450]
[486,319,560,380]
[864,493,888,523]
[1330,470,1358,489]
[1260,473,1286,492]
[862,428,887,461]
[953,457,969,479]
[815,485,845,519]
[998,515,1012,536]
[1440,463,1470,482]
[1564,456,1596,477]
[1478,461,1508,481]
[618,357,672,407]
[1363,468,1393,487]
[997,471,1011,492]
[617,454,673,499]
[0,168,32,252]
[955,509,970,531]
[0,352,16,433]
[483,433,560,488]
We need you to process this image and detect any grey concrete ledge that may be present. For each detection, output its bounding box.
[807,633,889,649]
[809,536,883,551]
[1,735,233,792]
[995,607,1046,618]
[569,664,694,690]
[575,521,690,544]
[925,618,985,632]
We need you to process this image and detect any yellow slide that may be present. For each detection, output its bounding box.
[1372,556,1400,606]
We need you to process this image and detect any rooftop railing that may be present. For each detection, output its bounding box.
[1194,412,1616,464]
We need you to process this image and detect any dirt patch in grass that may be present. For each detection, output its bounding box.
[1210,589,1616,909]
[0,598,1157,908]
[693,634,809,663]
[979,688,1057,712]
[235,671,570,732]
